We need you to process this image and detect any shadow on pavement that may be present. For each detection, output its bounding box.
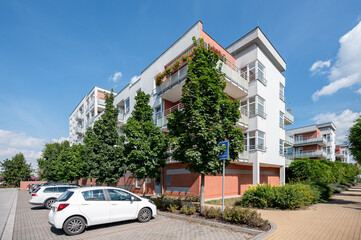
[50,226,65,235]
[324,198,359,205]
[31,206,46,210]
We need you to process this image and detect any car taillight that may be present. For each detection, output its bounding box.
[57,204,69,211]
[31,193,37,197]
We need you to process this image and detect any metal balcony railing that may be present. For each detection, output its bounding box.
[164,103,184,116]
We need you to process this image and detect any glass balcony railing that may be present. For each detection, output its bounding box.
[292,150,327,159]
[237,107,248,127]
[249,144,266,152]
[293,137,327,146]
[249,109,267,119]
[284,110,294,125]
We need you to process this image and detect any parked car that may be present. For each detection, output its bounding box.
[32,182,80,193]
[29,185,80,209]
[48,187,157,235]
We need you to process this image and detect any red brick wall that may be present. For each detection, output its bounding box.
[260,167,280,186]
[20,181,47,190]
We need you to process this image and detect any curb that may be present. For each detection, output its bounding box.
[1,189,18,240]
[250,221,276,240]
[158,211,267,236]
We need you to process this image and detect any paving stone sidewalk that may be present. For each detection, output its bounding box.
[259,183,361,240]
[13,190,254,240]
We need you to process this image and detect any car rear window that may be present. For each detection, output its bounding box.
[57,186,78,192]
[34,187,41,193]
[57,191,74,202]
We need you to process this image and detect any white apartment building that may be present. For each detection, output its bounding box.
[285,122,336,161]
[70,21,293,199]
[69,86,111,145]
[336,144,352,163]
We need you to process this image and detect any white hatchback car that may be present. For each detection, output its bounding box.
[29,185,80,209]
[48,187,157,235]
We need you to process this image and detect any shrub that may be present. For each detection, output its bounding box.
[310,182,332,202]
[201,207,222,219]
[187,205,197,215]
[241,183,319,209]
[223,207,269,230]
[167,203,179,213]
[180,205,188,214]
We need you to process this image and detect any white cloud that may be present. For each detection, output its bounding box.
[51,137,69,143]
[0,129,44,149]
[356,88,361,94]
[309,60,331,73]
[312,21,361,101]
[312,109,361,144]
[130,75,140,84]
[111,72,122,82]
[0,129,45,169]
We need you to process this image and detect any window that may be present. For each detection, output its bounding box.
[125,98,130,114]
[279,140,284,156]
[279,83,285,102]
[82,190,106,201]
[296,135,303,141]
[280,112,284,129]
[57,191,74,202]
[248,95,266,119]
[43,187,55,193]
[248,130,266,151]
[166,175,171,186]
[257,62,265,84]
[154,107,162,126]
[108,189,132,201]
[326,146,331,154]
[135,179,141,188]
[244,133,248,151]
[248,62,256,82]
[246,61,266,85]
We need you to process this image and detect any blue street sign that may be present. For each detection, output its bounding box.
[218,140,229,160]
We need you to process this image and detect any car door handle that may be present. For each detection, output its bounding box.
[81,204,89,206]
[111,204,118,205]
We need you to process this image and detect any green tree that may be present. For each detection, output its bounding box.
[57,144,87,182]
[167,37,244,209]
[0,153,32,186]
[348,116,361,164]
[124,91,169,196]
[84,91,125,184]
[37,141,70,181]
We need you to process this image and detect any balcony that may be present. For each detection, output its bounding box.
[98,98,106,107]
[285,133,294,146]
[335,153,345,159]
[249,144,266,152]
[155,112,168,131]
[157,59,248,103]
[284,109,294,125]
[75,125,84,135]
[117,113,125,128]
[75,112,83,121]
[237,107,248,129]
[164,103,184,116]
[249,109,267,119]
[249,72,267,86]
[293,137,327,147]
[238,146,249,160]
[293,150,327,159]
[285,158,294,167]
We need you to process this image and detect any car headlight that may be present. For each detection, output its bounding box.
[149,199,155,205]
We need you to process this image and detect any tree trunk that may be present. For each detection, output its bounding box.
[200,174,205,213]
[142,177,146,197]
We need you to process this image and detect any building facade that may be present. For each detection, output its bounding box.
[69,86,111,145]
[285,122,336,161]
[70,21,293,199]
[335,144,352,163]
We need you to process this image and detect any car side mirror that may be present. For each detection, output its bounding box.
[130,196,135,202]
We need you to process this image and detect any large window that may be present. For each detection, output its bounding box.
[247,130,266,151]
[248,95,266,119]
[243,61,267,86]
[279,83,285,102]
[280,112,284,129]
[279,140,284,156]
[125,98,130,114]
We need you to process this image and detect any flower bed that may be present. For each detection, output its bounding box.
[152,195,270,231]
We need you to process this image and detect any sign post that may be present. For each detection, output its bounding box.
[218,140,229,212]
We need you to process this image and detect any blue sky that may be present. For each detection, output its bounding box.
[1,0,361,168]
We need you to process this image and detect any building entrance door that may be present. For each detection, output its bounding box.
[154,177,161,195]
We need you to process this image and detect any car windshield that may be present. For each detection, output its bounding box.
[57,191,74,202]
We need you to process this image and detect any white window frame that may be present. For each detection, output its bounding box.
[125,98,130,114]
[135,179,141,188]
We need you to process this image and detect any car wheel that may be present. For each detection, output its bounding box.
[138,208,152,222]
[44,199,56,209]
[63,216,86,235]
